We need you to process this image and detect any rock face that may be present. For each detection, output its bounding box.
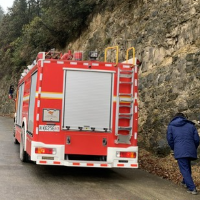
[67,0,200,156]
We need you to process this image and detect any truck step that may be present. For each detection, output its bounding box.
[115,134,132,144]
[119,116,131,119]
[120,70,134,73]
[120,81,133,84]
[118,126,132,131]
[119,105,132,108]
[119,113,132,116]
[119,98,133,103]
[119,74,132,78]
[119,93,132,96]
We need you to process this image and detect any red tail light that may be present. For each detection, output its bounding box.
[35,147,56,155]
[117,152,136,158]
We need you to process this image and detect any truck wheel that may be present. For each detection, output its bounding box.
[14,136,19,144]
[20,127,29,162]
[13,125,19,144]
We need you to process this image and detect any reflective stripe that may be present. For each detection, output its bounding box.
[57,61,64,64]
[35,92,63,99]
[54,161,61,165]
[73,163,80,166]
[37,160,137,168]
[105,64,112,67]
[134,132,137,140]
[87,163,94,166]
[23,95,29,101]
[135,79,137,86]
[37,100,40,107]
[135,106,138,113]
[68,162,111,167]
[39,160,47,164]
[70,62,77,65]
[92,63,99,66]
[36,127,39,135]
[36,114,39,121]
[135,66,138,73]
[100,164,108,167]
[131,164,138,167]
[123,65,130,68]
[41,92,63,99]
[117,164,124,167]
[135,92,138,99]
[63,68,115,73]
[113,96,117,102]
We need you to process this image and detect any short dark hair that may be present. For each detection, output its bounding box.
[174,112,186,118]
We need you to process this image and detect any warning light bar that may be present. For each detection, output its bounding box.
[35,147,56,155]
[116,151,136,158]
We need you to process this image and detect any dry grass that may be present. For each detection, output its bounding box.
[139,149,200,189]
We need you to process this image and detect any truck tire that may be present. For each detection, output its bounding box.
[20,127,29,162]
[13,124,19,144]
[14,136,19,144]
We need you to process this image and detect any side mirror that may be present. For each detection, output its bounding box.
[9,85,14,99]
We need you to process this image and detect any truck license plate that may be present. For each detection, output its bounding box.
[39,125,60,132]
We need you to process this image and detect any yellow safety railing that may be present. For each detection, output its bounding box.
[126,47,135,65]
[104,46,119,66]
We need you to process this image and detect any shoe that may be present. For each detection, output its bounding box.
[181,182,187,188]
[187,189,198,195]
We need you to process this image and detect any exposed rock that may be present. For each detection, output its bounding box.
[67,0,200,156]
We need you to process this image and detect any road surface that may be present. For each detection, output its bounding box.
[0,116,198,200]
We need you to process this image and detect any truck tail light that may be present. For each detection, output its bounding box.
[35,147,56,155]
[116,151,136,158]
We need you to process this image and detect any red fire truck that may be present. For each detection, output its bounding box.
[11,46,139,168]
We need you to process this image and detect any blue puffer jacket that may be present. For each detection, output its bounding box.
[167,116,200,159]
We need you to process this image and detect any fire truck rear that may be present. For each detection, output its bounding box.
[12,46,139,168]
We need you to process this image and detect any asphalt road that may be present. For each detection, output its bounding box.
[0,116,198,200]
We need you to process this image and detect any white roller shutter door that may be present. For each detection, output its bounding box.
[63,70,113,131]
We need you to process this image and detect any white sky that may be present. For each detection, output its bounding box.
[0,0,14,12]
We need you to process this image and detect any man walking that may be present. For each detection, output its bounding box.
[167,113,200,195]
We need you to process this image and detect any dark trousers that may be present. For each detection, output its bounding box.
[177,158,196,190]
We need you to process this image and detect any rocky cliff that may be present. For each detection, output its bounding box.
[67,0,200,155]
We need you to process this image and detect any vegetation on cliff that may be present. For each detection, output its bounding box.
[0,0,107,79]
[0,0,123,114]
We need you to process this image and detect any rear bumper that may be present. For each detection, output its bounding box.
[31,141,138,168]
